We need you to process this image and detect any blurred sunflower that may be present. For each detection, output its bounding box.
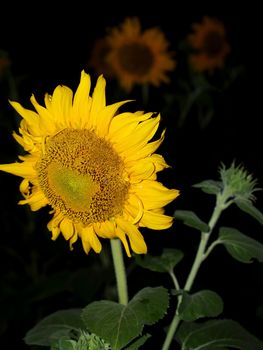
[106,17,176,92]
[0,71,179,256]
[187,16,230,72]
[0,50,11,79]
[88,38,115,78]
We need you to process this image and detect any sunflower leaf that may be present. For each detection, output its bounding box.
[81,287,169,350]
[173,210,210,232]
[176,319,263,350]
[178,290,224,321]
[235,199,263,225]
[135,248,184,273]
[192,179,222,194]
[219,226,263,263]
[24,309,85,346]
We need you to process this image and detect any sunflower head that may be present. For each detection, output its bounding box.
[106,17,176,92]
[0,71,179,256]
[187,16,230,72]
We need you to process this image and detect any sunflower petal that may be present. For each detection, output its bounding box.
[72,70,92,128]
[81,225,102,253]
[0,162,35,178]
[134,180,180,209]
[140,210,174,229]
[89,75,106,127]
[60,218,74,240]
[116,218,147,254]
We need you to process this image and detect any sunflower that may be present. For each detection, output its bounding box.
[187,16,230,72]
[106,17,176,92]
[88,37,115,78]
[0,71,179,256]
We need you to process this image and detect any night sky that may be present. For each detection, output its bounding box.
[1,2,262,349]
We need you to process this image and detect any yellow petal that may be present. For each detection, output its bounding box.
[115,226,131,257]
[114,114,160,154]
[0,161,36,178]
[124,193,144,224]
[93,220,116,238]
[47,212,64,239]
[140,210,174,230]
[134,180,179,209]
[95,101,130,137]
[72,70,92,128]
[19,190,48,211]
[116,218,147,254]
[89,75,106,127]
[60,218,74,240]
[109,112,152,142]
[30,95,56,134]
[81,225,102,254]
[49,85,73,126]
[128,158,155,182]
[9,101,40,135]
[124,130,165,161]
[69,232,78,250]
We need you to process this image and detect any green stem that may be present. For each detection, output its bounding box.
[110,238,128,305]
[161,199,224,350]
[184,203,222,291]
[170,271,180,291]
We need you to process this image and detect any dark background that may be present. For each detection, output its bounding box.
[0,2,262,349]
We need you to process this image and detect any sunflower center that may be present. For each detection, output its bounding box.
[37,128,129,224]
[202,31,224,56]
[117,43,154,76]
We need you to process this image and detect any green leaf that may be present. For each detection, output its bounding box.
[176,319,263,350]
[219,226,263,263]
[124,334,151,350]
[173,210,210,232]
[51,338,76,350]
[81,287,169,350]
[235,200,263,225]
[24,309,84,346]
[178,290,223,321]
[192,180,222,195]
[135,248,184,273]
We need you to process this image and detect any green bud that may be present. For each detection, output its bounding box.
[219,161,260,205]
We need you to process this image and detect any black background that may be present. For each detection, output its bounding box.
[0,2,262,349]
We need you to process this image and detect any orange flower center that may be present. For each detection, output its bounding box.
[117,43,154,76]
[202,30,224,57]
[37,128,129,224]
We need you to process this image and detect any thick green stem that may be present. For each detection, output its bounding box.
[110,238,128,305]
[161,199,223,350]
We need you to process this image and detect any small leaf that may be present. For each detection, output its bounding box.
[176,319,263,350]
[135,248,184,273]
[124,334,151,350]
[173,210,210,232]
[192,180,222,195]
[24,309,84,346]
[235,200,263,225]
[219,226,263,263]
[81,287,168,350]
[178,290,223,321]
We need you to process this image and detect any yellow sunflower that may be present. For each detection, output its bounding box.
[106,17,176,92]
[187,16,230,72]
[0,71,179,256]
